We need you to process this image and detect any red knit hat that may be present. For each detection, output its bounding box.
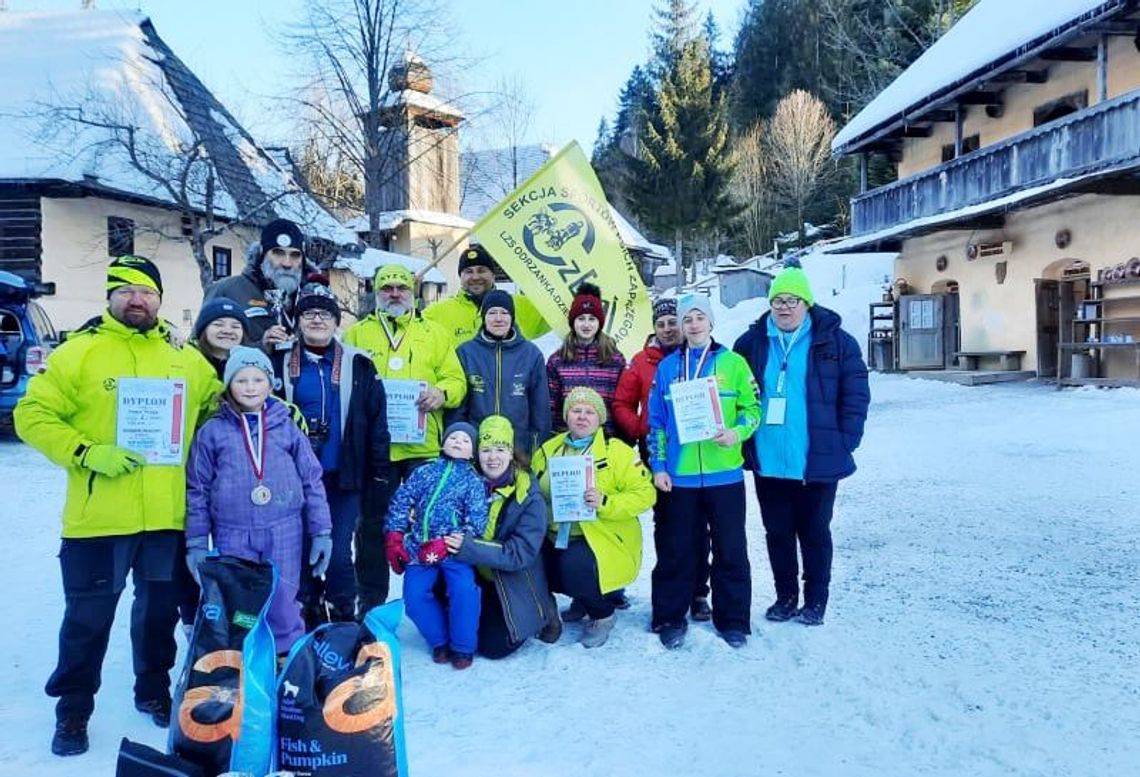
[568,282,605,328]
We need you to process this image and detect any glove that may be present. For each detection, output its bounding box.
[80,444,145,477]
[186,539,209,586]
[385,531,409,575]
[309,532,333,578]
[417,537,448,566]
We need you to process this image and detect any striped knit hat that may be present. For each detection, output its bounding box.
[106,255,163,297]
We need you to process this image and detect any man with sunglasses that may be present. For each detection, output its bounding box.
[343,263,466,611]
[205,219,308,350]
[733,261,870,627]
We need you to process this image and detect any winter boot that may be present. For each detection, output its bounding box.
[765,597,799,622]
[658,623,687,650]
[689,597,712,622]
[580,615,616,648]
[51,717,89,757]
[796,603,826,626]
[134,697,171,728]
[561,598,587,623]
[606,589,631,610]
[720,630,748,648]
[431,646,451,664]
[450,652,474,670]
[537,597,563,644]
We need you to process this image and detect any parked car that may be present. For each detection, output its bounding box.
[0,271,58,422]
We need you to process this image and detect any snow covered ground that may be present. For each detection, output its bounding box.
[1,373,1138,776]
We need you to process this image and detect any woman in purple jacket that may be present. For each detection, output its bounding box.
[185,346,333,654]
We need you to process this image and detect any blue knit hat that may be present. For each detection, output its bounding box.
[223,345,275,388]
[193,298,249,340]
[442,420,478,450]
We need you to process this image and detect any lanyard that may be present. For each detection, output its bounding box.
[240,410,267,482]
[378,314,406,352]
[682,344,712,382]
[774,326,804,396]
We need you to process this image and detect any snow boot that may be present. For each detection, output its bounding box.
[561,598,587,623]
[134,697,171,728]
[537,597,563,644]
[451,652,474,670]
[51,717,89,757]
[606,589,631,610]
[796,604,826,626]
[690,597,712,622]
[580,615,616,648]
[658,623,687,650]
[432,645,451,664]
[765,597,799,622]
[720,630,748,648]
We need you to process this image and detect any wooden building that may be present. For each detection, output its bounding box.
[828,0,1140,385]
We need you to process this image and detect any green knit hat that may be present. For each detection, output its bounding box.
[768,266,814,307]
[373,263,414,289]
[478,415,514,450]
[563,386,607,425]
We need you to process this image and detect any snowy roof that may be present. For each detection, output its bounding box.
[833,0,1127,153]
[333,247,447,285]
[0,10,353,244]
[380,89,464,120]
[344,210,474,233]
[609,207,672,259]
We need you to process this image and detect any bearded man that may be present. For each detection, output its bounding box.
[205,219,307,350]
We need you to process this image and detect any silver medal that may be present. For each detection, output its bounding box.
[251,484,272,505]
[388,356,404,371]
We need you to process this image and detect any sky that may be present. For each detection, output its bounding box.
[10,0,747,153]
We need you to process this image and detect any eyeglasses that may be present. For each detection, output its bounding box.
[770,296,803,310]
[300,310,335,322]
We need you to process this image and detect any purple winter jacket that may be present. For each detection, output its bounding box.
[186,398,332,541]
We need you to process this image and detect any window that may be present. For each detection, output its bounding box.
[107,216,134,257]
[1034,90,1088,126]
[941,134,980,162]
[212,246,232,279]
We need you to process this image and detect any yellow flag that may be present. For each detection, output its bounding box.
[471,142,653,358]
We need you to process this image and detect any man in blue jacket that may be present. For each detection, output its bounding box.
[733,263,870,626]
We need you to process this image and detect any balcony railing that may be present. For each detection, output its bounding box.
[851,88,1140,236]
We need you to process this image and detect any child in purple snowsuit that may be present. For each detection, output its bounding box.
[186,346,333,654]
[385,422,489,669]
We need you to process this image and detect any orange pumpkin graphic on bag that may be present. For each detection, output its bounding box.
[177,649,244,744]
[322,640,397,734]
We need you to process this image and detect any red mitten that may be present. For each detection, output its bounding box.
[385,532,410,574]
[417,537,449,566]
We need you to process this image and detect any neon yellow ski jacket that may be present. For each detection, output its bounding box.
[423,291,551,344]
[531,432,655,594]
[14,313,222,538]
[342,309,467,461]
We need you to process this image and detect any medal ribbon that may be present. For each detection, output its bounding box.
[682,343,713,382]
[379,314,407,353]
[240,409,267,482]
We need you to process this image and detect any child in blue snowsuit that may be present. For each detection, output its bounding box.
[385,421,489,668]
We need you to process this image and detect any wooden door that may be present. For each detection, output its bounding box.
[1035,279,1060,377]
[899,294,945,369]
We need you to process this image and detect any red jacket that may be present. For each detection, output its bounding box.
[613,340,672,443]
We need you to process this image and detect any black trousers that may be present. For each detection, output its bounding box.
[651,482,751,633]
[356,458,425,613]
[474,578,526,660]
[543,537,613,620]
[47,531,181,720]
[754,476,838,611]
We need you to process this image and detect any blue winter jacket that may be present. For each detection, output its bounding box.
[386,455,490,561]
[733,305,870,482]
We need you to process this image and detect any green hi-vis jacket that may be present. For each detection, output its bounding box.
[342,309,466,462]
[14,313,222,538]
[532,432,656,594]
[423,291,551,345]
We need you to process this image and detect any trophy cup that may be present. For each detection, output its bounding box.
[263,288,296,351]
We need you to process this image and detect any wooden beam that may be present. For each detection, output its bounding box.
[1040,46,1097,62]
[901,125,932,138]
[859,153,868,195]
[954,106,964,158]
[926,110,957,123]
[957,91,1003,106]
[1086,21,1140,35]
[1097,34,1108,102]
[956,214,1006,231]
[990,69,1049,84]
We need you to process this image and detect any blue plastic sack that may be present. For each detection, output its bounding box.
[170,556,278,777]
[276,601,409,776]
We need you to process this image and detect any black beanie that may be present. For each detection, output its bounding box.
[459,245,495,273]
[481,289,515,319]
[296,280,341,323]
[260,219,305,254]
[193,298,249,339]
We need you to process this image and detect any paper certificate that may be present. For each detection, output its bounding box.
[548,455,596,523]
[383,379,428,444]
[670,376,724,445]
[115,378,187,465]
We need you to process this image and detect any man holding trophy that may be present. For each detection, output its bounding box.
[205,218,307,351]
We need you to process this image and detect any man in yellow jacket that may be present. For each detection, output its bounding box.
[422,244,550,343]
[343,262,467,611]
[14,255,221,757]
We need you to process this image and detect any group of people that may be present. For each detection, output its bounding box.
[15,218,870,759]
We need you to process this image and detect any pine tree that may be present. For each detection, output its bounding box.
[631,31,739,284]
